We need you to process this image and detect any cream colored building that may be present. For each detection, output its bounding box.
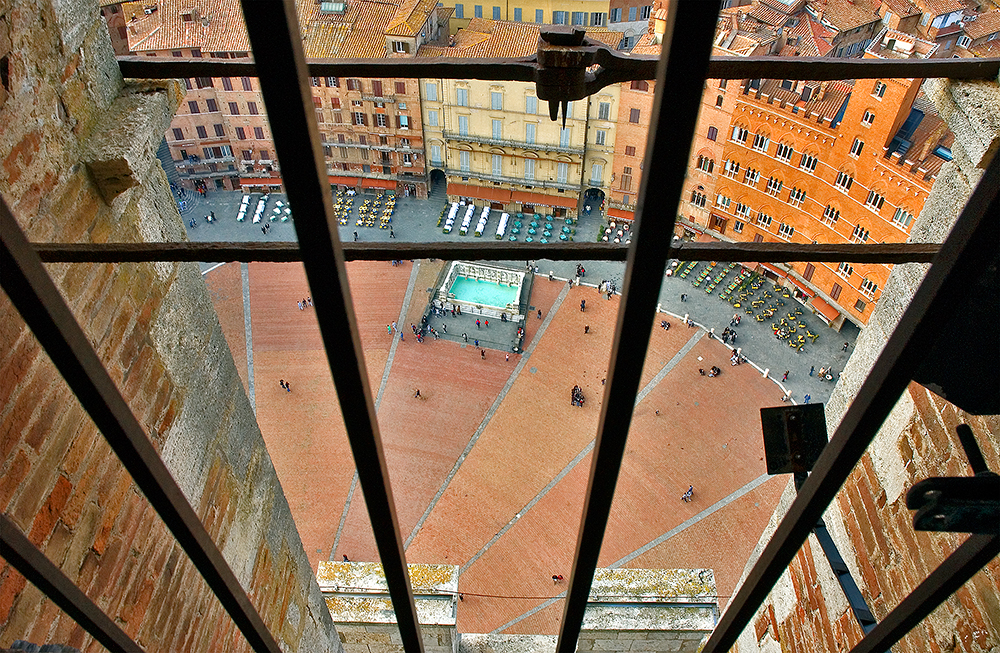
[439,0,610,33]
[420,19,621,218]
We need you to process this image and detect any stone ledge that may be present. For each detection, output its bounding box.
[84,80,183,204]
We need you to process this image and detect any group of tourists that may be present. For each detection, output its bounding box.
[571,385,586,407]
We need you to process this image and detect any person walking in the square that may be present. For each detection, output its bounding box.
[414,389,422,399]
[810,366,814,376]
[681,293,687,302]
[580,299,586,312]
[804,394,811,404]
[279,380,286,390]
[354,231,359,241]
[485,319,489,328]
[476,319,481,329]
[474,339,479,348]
[782,370,789,382]
[389,227,395,238]
[584,325,590,334]
[285,381,291,392]
[537,309,542,319]
[842,342,850,351]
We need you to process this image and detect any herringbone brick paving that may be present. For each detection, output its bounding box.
[206,262,788,635]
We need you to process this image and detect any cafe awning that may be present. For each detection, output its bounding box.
[608,208,634,220]
[328,176,358,186]
[449,183,511,204]
[362,178,396,189]
[811,296,841,323]
[511,190,577,209]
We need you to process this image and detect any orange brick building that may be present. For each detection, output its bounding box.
[710,28,948,328]
[611,8,954,329]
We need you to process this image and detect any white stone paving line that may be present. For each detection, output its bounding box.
[463,330,704,579]
[241,262,256,415]
[405,281,573,551]
[492,473,775,634]
[331,260,421,561]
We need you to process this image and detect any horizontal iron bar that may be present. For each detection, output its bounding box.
[118,55,1000,82]
[31,241,940,264]
[701,127,1000,653]
[849,534,1000,653]
[0,514,147,653]
[0,198,283,653]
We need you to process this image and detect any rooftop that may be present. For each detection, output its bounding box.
[963,10,1000,40]
[127,0,438,57]
[417,19,621,58]
[867,26,939,58]
[806,0,882,31]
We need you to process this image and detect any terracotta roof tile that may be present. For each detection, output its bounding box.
[963,10,1000,40]
[922,0,965,15]
[969,38,1000,56]
[756,78,853,122]
[808,0,881,31]
[129,0,251,52]
[130,0,436,59]
[386,0,438,36]
[880,0,920,17]
[749,4,790,26]
[629,32,661,56]
[785,16,836,55]
[418,19,621,58]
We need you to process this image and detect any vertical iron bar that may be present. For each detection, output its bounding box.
[955,424,990,475]
[0,201,281,652]
[0,514,147,653]
[701,142,1000,653]
[554,2,719,651]
[848,534,1000,653]
[236,1,423,650]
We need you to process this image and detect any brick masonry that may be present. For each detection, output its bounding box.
[0,1,341,650]
[733,78,1000,653]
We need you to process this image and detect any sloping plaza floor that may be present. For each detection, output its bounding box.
[204,259,792,636]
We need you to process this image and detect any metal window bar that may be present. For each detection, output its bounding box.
[556,2,718,650]
[701,138,1000,653]
[116,55,1000,85]
[237,0,423,651]
[28,242,942,264]
[0,513,147,653]
[848,534,1000,653]
[0,1,995,651]
[0,198,282,653]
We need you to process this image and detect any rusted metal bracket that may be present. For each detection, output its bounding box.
[535,26,655,125]
[907,424,1000,534]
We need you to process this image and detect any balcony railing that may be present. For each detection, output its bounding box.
[442,131,585,155]
[445,168,579,191]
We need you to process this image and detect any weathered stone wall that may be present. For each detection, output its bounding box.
[733,78,1000,653]
[336,624,457,653]
[0,1,341,651]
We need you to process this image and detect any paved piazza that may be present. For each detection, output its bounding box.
[204,258,796,636]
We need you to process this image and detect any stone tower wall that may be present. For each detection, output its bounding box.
[0,1,341,651]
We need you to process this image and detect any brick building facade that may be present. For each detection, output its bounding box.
[733,79,1000,653]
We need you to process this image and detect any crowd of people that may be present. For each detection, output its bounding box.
[571,385,586,407]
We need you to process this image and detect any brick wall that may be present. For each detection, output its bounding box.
[733,78,1000,653]
[0,1,341,651]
